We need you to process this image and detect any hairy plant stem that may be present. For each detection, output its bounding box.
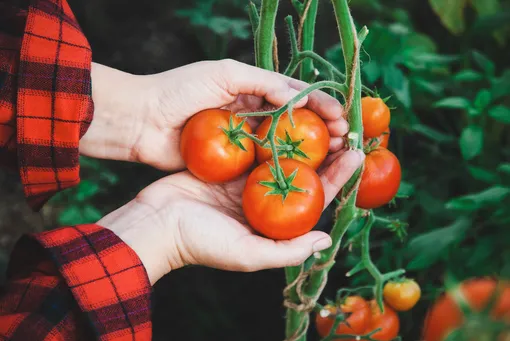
[257,0,279,71]
[284,0,365,339]
[299,0,318,82]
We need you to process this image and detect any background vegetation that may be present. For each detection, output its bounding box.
[1,0,509,339]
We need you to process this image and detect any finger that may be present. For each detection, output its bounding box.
[286,78,344,120]
[237,231,332,271]
[320,149,365,208]
[321,148,348,169]
[329,137,345,153]
[326,119,349,137]
[219,59,308,108]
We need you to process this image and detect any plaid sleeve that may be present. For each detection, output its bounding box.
[1,224,152,340]
[0,0,94,211]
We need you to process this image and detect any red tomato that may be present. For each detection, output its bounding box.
[315,296,372,340]
[423,278,510,341]
[362,97,391,138]
[242,159,324,240]
[180,109,255,183]
[356,148,401,209]
[364,128,390,149]
[255,108,330,170]
[365,300,400,341]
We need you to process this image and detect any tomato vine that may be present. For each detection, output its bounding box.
[241,0,408,340]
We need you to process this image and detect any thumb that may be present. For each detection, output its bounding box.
[237,231,332,271]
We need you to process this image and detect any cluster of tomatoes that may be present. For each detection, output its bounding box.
[423,278,510,341]
[180,97,401,240]
[315,279,421,340]
[358,97,401,209]
[180,107,330,240]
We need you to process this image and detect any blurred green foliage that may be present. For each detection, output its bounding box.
[56,0,510,339]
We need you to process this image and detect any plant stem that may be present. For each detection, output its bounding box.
[256,0,279,71]
[248,2,260,65]
[299,0,318,82]
[284,0,365,339]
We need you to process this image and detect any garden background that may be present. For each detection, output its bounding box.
[1,0,509,339]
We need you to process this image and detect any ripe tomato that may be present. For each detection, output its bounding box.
[180,109,255,183]
[365,300,400,341]
[315,296,371,340]
[242,159,324,240]
[364,128,390,149]
[423,278,510,341]
[255,108,330,170]
[362,97,391,138]
[356,148,401,209]
[383,279,421,311]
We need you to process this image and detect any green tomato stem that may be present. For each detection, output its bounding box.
[299,0,319,82]
[256,0,279,71]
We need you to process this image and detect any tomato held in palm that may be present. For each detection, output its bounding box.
[242,159,324,240]
[383,279,421,311]
[315,296,371,340]
[356,148,401,209]
[362,97,391,138]
[365,301,400,341]
[180,109,255,183]
[255,108,330,170]
[423,278,510,341]
[364,128,390,149]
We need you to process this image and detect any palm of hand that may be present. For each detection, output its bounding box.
[139,171,326,272]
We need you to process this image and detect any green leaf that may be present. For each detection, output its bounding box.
[396,181,415,198]
[383,66,411,108]
[446,186,510,211]
[75,180,100,201]
[472,50,496,76]
[454,70,484,82]
[498,163,510,174]
[433,97,471,110]
[491,69,510,100]
[474,89,492,111]
[58,206,83,226]
[82,205,103,223]
[411,124,455,143]
[468,166,499,183]
[362,61,381,84]
[459,125,484,160]
[470,0,499,16]
[407,218,470,270]
[488,105,510,123]
[428,0,467,35]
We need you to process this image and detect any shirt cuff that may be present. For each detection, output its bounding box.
[26,224,152,340]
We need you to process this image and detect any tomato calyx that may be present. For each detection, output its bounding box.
[272,130,311,160]
[221,116,249,152]
[258,164,307,202]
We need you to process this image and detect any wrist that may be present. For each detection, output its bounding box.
[97,197,183,285]
[80,63,152,163]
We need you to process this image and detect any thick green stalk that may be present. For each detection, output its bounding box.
[284,0,364,339]
[256,0,279,71]
[299,0,318,81]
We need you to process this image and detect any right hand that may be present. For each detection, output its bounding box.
[98,148,364,285]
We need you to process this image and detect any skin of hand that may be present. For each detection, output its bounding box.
[99,148,364,286]
[81,59,349,171]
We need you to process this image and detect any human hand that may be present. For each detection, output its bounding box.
[81,59,349,171]
[98,147,364,285]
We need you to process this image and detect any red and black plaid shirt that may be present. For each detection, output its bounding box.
[0,1,152,340]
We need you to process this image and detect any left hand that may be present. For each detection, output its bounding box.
[80,59,349,171]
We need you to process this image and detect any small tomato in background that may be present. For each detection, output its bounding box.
[180,109,255,183]
[365,300,400,341]
[356,148,401,209]
[255,108,330,170]
[315,296,371,340]
[423,278,510,341]
[383,279,421,311]
[362,97,391,138]
[242,159,324,240]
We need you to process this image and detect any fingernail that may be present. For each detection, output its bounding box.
[312,237,332,252]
